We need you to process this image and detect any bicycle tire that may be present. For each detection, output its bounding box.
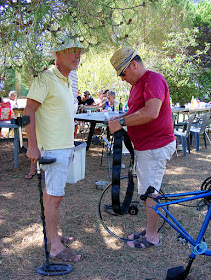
[98,175,168,243]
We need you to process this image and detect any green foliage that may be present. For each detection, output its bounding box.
[77,49,131,104]
[0,0,156,89]
[191,0,211,30]
[154,27,210,105]
[0,68,16,95]
[0,0,210,104]
[77,45,158,105]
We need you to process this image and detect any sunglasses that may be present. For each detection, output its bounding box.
[119,62,132,77]
[119,70,126,77]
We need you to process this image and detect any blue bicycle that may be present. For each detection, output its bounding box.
[146,176,211,279]
[98,175,211,280]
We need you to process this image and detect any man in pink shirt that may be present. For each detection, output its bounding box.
[109,46,176,249]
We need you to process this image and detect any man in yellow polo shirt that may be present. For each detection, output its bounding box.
[24,36,87,263]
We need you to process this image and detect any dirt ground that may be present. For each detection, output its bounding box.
[0,133,211,280]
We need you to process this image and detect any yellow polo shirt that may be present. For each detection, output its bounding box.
[27,65,74,150]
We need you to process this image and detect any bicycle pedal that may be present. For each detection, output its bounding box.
[197,199,207,211]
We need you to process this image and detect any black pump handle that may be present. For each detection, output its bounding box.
[39,158,56,165]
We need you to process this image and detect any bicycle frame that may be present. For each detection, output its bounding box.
[153,190,211,258]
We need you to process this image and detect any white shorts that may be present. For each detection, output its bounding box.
[134,140,176,195]
[41,148,74,196]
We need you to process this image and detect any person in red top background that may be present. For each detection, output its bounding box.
[109,46,176,249]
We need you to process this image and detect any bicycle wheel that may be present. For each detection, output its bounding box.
[98,175,167,243]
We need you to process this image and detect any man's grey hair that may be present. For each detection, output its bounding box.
[108,91,115,97]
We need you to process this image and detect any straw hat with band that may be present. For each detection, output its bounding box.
[49,35,87,56]
[110,46,137,76]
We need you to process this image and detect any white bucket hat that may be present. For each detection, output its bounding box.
[110,46,137,76]
[49,35,87,55]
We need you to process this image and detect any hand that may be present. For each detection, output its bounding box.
[26,146,41,164]
[108,116,119,121]
[108,119,122,134]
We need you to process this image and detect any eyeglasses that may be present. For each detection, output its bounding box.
[119,70,126,77]
[119,62,131,77]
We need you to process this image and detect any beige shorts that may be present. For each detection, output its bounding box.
[41,148,74,196]
[134,140,176,195]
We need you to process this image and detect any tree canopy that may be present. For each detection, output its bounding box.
[0,0,210,104]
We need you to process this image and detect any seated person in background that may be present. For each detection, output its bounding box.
[77,90,94,106]
[103,90,115,111]
[77,90,95,112]
[94,89,104,105]
[94,89,108,109]
[9,90,18,110]
[9,90,18,118]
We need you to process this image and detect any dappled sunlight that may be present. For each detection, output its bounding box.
[0,192,15,199]
[195,156,211,163]
[165,166,190,175]
[99,224,123,250]
[2,223,43,255]
[1,137,210,279]
[71,240,83,250]
[89,151,102,158]
[1,222,84,254]
[85,227,96,234]
[2,223,43,246]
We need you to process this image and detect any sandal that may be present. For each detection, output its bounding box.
[127,235,162,249]
[128,230,146,240]
[50,248,81,262]
[25,173,36,180]
[128,230,162,240]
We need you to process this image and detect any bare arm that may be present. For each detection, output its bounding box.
[108,111,127,121]
[108,98,162,134]
[23,99,41,163]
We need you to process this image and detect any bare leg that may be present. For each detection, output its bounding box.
[127,197,160,248]
[43,187,81,261]
[43,187,64,256]
[144,196,159,244]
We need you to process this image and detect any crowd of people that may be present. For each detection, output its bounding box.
[77,88,116,112]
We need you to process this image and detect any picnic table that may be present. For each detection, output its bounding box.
[171,106,211,122]
[74,111,123,150]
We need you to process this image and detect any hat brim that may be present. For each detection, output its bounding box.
[116,49,137,76]
[49,46,87,55]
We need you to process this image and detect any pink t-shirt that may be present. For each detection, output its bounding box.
[127,70,175,151]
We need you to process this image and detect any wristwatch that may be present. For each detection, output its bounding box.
[119,117,125,126]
